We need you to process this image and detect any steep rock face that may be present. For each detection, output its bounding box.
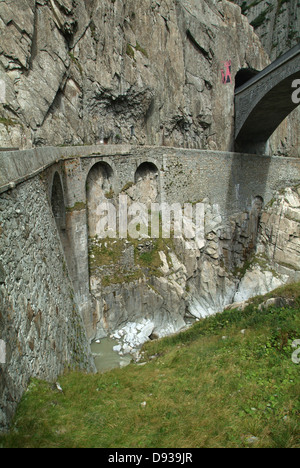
[0,0,268,149]
[258,186,300,276]
[232,185,300,304]
[233,0,299,59]
[87,162,300,348]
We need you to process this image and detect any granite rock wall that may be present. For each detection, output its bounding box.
[0,0,268,150]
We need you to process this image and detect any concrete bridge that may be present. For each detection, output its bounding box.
[235,43,300,154]
[1,144,300,337]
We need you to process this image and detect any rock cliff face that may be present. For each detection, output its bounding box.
[87,164,300,352]
[0,0,298,354]
[0,0,268,150]
[233,0,299,60]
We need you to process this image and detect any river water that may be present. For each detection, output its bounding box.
[90,337,132,373]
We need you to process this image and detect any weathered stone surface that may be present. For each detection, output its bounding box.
[0,0,299,435]
[0,176,95,432]
[258,297,295,311]
[233,0,300,61]
[258,186,300,276]
[232,185,300,303]
[0,143,299,431]
[0,0,268,150]
[0,261,5,284]
[88,178,300,349]
[234,269,285,303]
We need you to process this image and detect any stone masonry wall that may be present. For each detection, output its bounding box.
[0,175,95,432]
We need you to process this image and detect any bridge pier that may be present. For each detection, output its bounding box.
[61,159,96,340]
[65,208,96,339]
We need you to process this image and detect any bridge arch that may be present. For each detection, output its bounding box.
[135,161,159,183]
[134,162,160,206]
[86,161,114,238]
[235,43,300,153]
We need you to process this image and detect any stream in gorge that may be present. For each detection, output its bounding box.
[90,337,132,373]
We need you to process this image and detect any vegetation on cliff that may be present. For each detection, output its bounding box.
[1,283,299,448]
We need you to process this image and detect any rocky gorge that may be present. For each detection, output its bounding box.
[0,0,299,432]
[82,0,299,351]
[89,181,300,357]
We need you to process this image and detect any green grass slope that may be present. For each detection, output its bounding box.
[1,283,300,448]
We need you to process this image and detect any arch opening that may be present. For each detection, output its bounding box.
[86,161,114,239]
[134,162,159,206]
[235,68,259,91]
[135,162,159,183]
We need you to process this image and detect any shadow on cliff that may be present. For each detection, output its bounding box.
[225,150,272,217]
[224,149,272,271]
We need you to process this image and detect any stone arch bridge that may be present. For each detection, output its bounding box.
[1,144,300,338]
[235,43,300,154]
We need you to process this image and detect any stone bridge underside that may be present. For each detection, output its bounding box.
[235,43,300,154]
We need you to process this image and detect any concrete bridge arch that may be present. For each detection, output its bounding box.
[235,43,300,154]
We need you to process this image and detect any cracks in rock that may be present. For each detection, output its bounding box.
[0,52,28,73]
[161,15,170,33]
[53,0,74,17]
[186,29,213,64]
[38,75,67,128]
[89,84,155,125]
[71,21,92,49]
[0,18,33,72]
[49,0,78,48]
[27,1,39,72]
[6,19,32,40]
[179,2,198,21]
